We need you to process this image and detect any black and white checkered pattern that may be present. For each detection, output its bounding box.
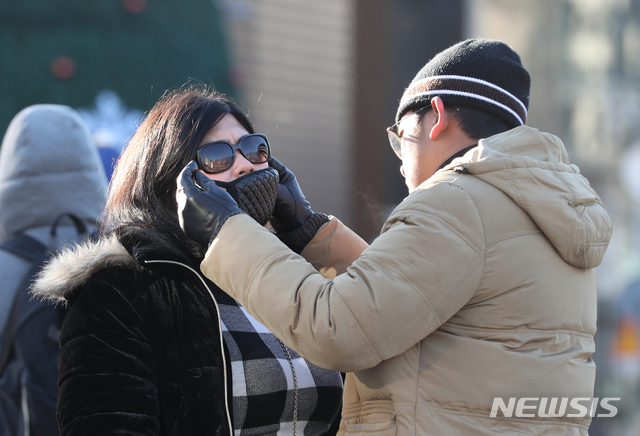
[210,286,343,435]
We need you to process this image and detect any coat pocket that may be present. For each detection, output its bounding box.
[342,400,396,435]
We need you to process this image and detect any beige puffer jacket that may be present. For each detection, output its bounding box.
[200,126,612,435]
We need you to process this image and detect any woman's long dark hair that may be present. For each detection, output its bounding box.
[98,85,253,256]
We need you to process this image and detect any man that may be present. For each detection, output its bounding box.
[177,39,612,435]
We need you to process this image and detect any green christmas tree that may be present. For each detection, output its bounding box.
[0,0,234,135]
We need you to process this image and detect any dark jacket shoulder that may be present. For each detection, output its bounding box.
[37,227,233,435]
[32,226,203,304]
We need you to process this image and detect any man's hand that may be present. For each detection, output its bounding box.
[268,157,330,253]
[176,161,244,247]
[269,157,314,235]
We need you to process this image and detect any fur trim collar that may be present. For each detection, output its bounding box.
[31,234,138,302]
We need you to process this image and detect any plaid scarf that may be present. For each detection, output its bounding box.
[211,286,343,435]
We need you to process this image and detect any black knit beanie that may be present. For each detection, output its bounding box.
[396,38,531,129]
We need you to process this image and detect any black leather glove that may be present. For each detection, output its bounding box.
[269,157,329,253]
[269,157,314,235]
[176,161,244,247]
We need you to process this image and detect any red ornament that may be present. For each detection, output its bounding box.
[227,65,248,88]
[122,0,147,13]
[50,56,76,80]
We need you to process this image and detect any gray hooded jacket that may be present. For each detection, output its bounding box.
[0,104,107,436]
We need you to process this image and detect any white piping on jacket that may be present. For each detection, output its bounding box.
[145,259,233,436]
[21,384,30,436]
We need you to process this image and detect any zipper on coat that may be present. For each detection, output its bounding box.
[145,259,233,436]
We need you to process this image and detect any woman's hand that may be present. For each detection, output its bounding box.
[176,161,244,247]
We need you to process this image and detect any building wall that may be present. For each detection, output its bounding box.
[220,0,464,242]
[221,0,355,227]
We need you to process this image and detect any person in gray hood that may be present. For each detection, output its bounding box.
[177,39,613,435]
[0,104,108,436]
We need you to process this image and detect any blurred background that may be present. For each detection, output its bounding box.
[2,0,640,434]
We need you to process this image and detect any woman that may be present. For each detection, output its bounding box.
[31,87,343,435]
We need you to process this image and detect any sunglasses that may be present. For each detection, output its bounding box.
[196,133,271,174]
[386,106,429,159]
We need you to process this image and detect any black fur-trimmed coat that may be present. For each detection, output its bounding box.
[32,227,233,436]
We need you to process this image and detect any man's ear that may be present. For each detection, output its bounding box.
[429,96,449,140]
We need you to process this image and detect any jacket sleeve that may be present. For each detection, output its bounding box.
[202,183,485,372]
[57,278,159,436]
[299,217,369,279]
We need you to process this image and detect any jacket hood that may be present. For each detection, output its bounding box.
[31,227,199,303]
[31,234,135,303]
[0,104,108,239]
[441,125,612,269]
